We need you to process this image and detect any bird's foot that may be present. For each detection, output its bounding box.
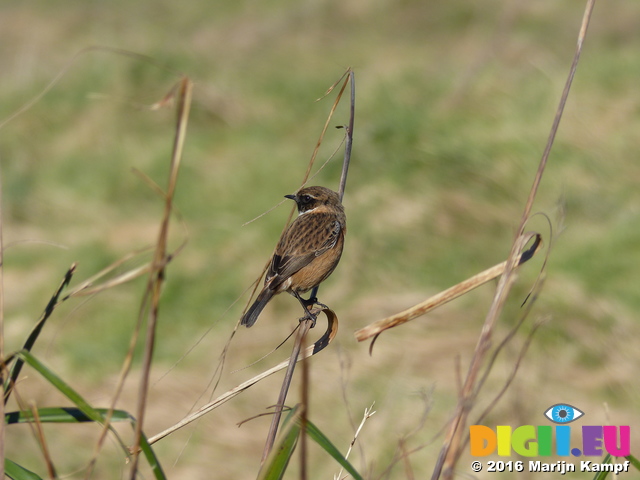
[299,303,328,329]
[294,292,329,328]
[299,310,317,328]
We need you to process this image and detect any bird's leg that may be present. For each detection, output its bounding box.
[292,291,324,327]
[302,295,329,310]
[303,286,330,310]
[305,285,329,310]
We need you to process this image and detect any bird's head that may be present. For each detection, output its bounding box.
[285,186,342,215]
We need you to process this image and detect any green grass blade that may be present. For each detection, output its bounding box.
[5,407,132,425]
[592,454,639,480]
[592,454,612,480]
[259,407,301,480]
[5,458,43,480]
[626,454,640,471]
[15,351,104,423]
[138,430,167,480]
[10,351,165,478]
[4,265,75,404]
[258,407,363,480]
[304,419,363,480]
[262,424,299,480]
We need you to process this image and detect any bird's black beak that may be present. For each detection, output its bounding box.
[284,194,297,201]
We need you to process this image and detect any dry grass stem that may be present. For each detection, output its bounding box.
[64,254,153,300]
[299,325,309,480]
[473,318,545,429]
[355,232,542,344]
[147,307,338,446]
[261,318,313,465]
[129,76,192,479]
[29,403,57,479]
[0,46,181,132]
[433,2,596,478]
[334,403,375,480]
[473,280,546,403]
[338,69,355,201]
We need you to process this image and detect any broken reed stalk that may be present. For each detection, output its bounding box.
[433,1,596,478]
[260,69,355,466]
[354,233,541,343]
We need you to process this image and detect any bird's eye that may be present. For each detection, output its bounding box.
[301,195,312,204]
[544,404,584,424]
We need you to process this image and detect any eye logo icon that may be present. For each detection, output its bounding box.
[544,404,584,424]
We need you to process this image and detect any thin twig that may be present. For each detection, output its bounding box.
[129,76,192,480]
[399,438,415,480]
[473,318,546,428]
[338,69,355,201]
[0,46,182,132]
[335,403,375,480]
[473,279,546,401]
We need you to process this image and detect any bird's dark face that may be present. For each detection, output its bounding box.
[285,186,342,214]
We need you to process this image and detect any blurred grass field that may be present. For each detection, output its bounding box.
[1,0,639,478]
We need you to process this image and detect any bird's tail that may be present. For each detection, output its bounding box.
[241,288,275,327]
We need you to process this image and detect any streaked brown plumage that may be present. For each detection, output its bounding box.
[241,186,346,327]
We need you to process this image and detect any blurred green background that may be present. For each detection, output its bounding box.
[2,0,639,478]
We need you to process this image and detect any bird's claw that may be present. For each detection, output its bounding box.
[299,312,317,328]
[299,304,326,328]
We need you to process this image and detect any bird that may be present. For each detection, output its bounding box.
[241,186,346,328]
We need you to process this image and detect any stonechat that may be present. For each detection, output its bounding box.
[241,186,346,327]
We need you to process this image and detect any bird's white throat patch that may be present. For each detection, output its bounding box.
[299,207,318,216]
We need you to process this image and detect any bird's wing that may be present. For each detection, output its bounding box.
[266,213,343,287]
